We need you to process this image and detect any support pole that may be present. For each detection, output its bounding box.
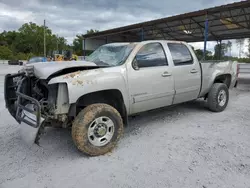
[56,34,59,52]
[203,18,208,60]
[43,19,46,62]
[218,40,222,60]
[141,28,144,41]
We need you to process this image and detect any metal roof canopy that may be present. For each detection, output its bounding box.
[82,1,250,43]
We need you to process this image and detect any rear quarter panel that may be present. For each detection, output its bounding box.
[199,61,237,97]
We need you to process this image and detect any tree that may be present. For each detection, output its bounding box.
[0,31,19,53]
[214,43,227,59]
[16,52,28,60]
[226,41,232,57]
[87,29,99,34]
[17,22,66,55]
[0,46,13,59]
[0,23,100,59]
[247,38,250,58]
[195,49,213,60]
[0,22,68,59]
[236,39,245,58]
[72,29,99,55]
[73,35,84,55]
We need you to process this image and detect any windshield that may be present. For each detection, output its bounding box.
[86,43,136,66]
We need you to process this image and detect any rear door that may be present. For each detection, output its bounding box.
[167,42,201,104]
[127,42,175,114]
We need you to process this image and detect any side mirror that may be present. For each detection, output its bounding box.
[132,58,139,70]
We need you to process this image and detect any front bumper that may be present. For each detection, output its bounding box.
[5,73,44,144]
[5,73,42,128]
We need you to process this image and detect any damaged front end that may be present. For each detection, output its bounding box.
[4,66,70,146]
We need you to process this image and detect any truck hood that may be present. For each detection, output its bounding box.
[24,60,98,79]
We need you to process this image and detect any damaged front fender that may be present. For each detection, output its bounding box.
[48,67,130,111]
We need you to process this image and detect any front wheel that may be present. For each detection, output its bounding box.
[207,83,229,112]
[72,103,123,156]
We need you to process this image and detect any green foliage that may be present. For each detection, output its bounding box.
[73,35,84,55]
[86,29,99,34]
[213,39,250,62]
[16,52,28,60]
[0,22,68,60]
[214,43,227,59]
[224,56,250,63]
[72,29,99,56]
[195,49,213,60]
[0,46,13,59]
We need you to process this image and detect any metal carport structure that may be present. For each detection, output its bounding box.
[82,0,250,58]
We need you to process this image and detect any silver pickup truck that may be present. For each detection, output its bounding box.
[4,40,238,156]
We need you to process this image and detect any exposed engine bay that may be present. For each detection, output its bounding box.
[6,73,56,123]
[5,64,100,128]
[4,65,95,131]
[4,65,89,144]
[4,59,119,148]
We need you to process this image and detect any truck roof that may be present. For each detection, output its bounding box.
[103,40,187,46]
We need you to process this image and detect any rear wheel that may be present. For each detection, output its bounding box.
[72,103,123,156]
[207,83,229,112]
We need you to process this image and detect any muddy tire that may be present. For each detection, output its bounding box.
[207,83,229,112]
[72,103,123,156]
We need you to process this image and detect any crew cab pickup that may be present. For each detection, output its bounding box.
[4,40,238,156]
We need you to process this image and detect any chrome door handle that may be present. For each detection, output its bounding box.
[190,69,198,73]
[162,72,172,77]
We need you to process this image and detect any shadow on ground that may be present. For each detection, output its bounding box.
[38,99,208,155]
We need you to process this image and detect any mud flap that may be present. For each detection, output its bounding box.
[19,104,45,147]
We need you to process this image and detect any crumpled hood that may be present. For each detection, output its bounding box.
[25,60,97,79]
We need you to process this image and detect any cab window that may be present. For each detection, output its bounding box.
[168,43,193,66]
[135,43,168,68]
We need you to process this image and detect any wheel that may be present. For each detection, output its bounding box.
[72,103,123,156]
[207,83,229,112]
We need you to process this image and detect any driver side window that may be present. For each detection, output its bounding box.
[134,43,168,68]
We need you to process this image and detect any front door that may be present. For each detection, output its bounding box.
[127,42,175,114]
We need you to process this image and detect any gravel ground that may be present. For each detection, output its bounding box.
[1,65,250,188]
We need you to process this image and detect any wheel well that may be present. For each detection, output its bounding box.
[214,74,231,88]
[204,74,231,100]
[74,89,127,124]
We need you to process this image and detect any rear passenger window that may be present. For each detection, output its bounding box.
[168,43,193,66]
[135,43,168,68]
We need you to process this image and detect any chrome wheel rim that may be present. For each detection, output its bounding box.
[218,90,227,107]
[87,116,115,146]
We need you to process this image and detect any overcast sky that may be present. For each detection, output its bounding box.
[0,0,248,56]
